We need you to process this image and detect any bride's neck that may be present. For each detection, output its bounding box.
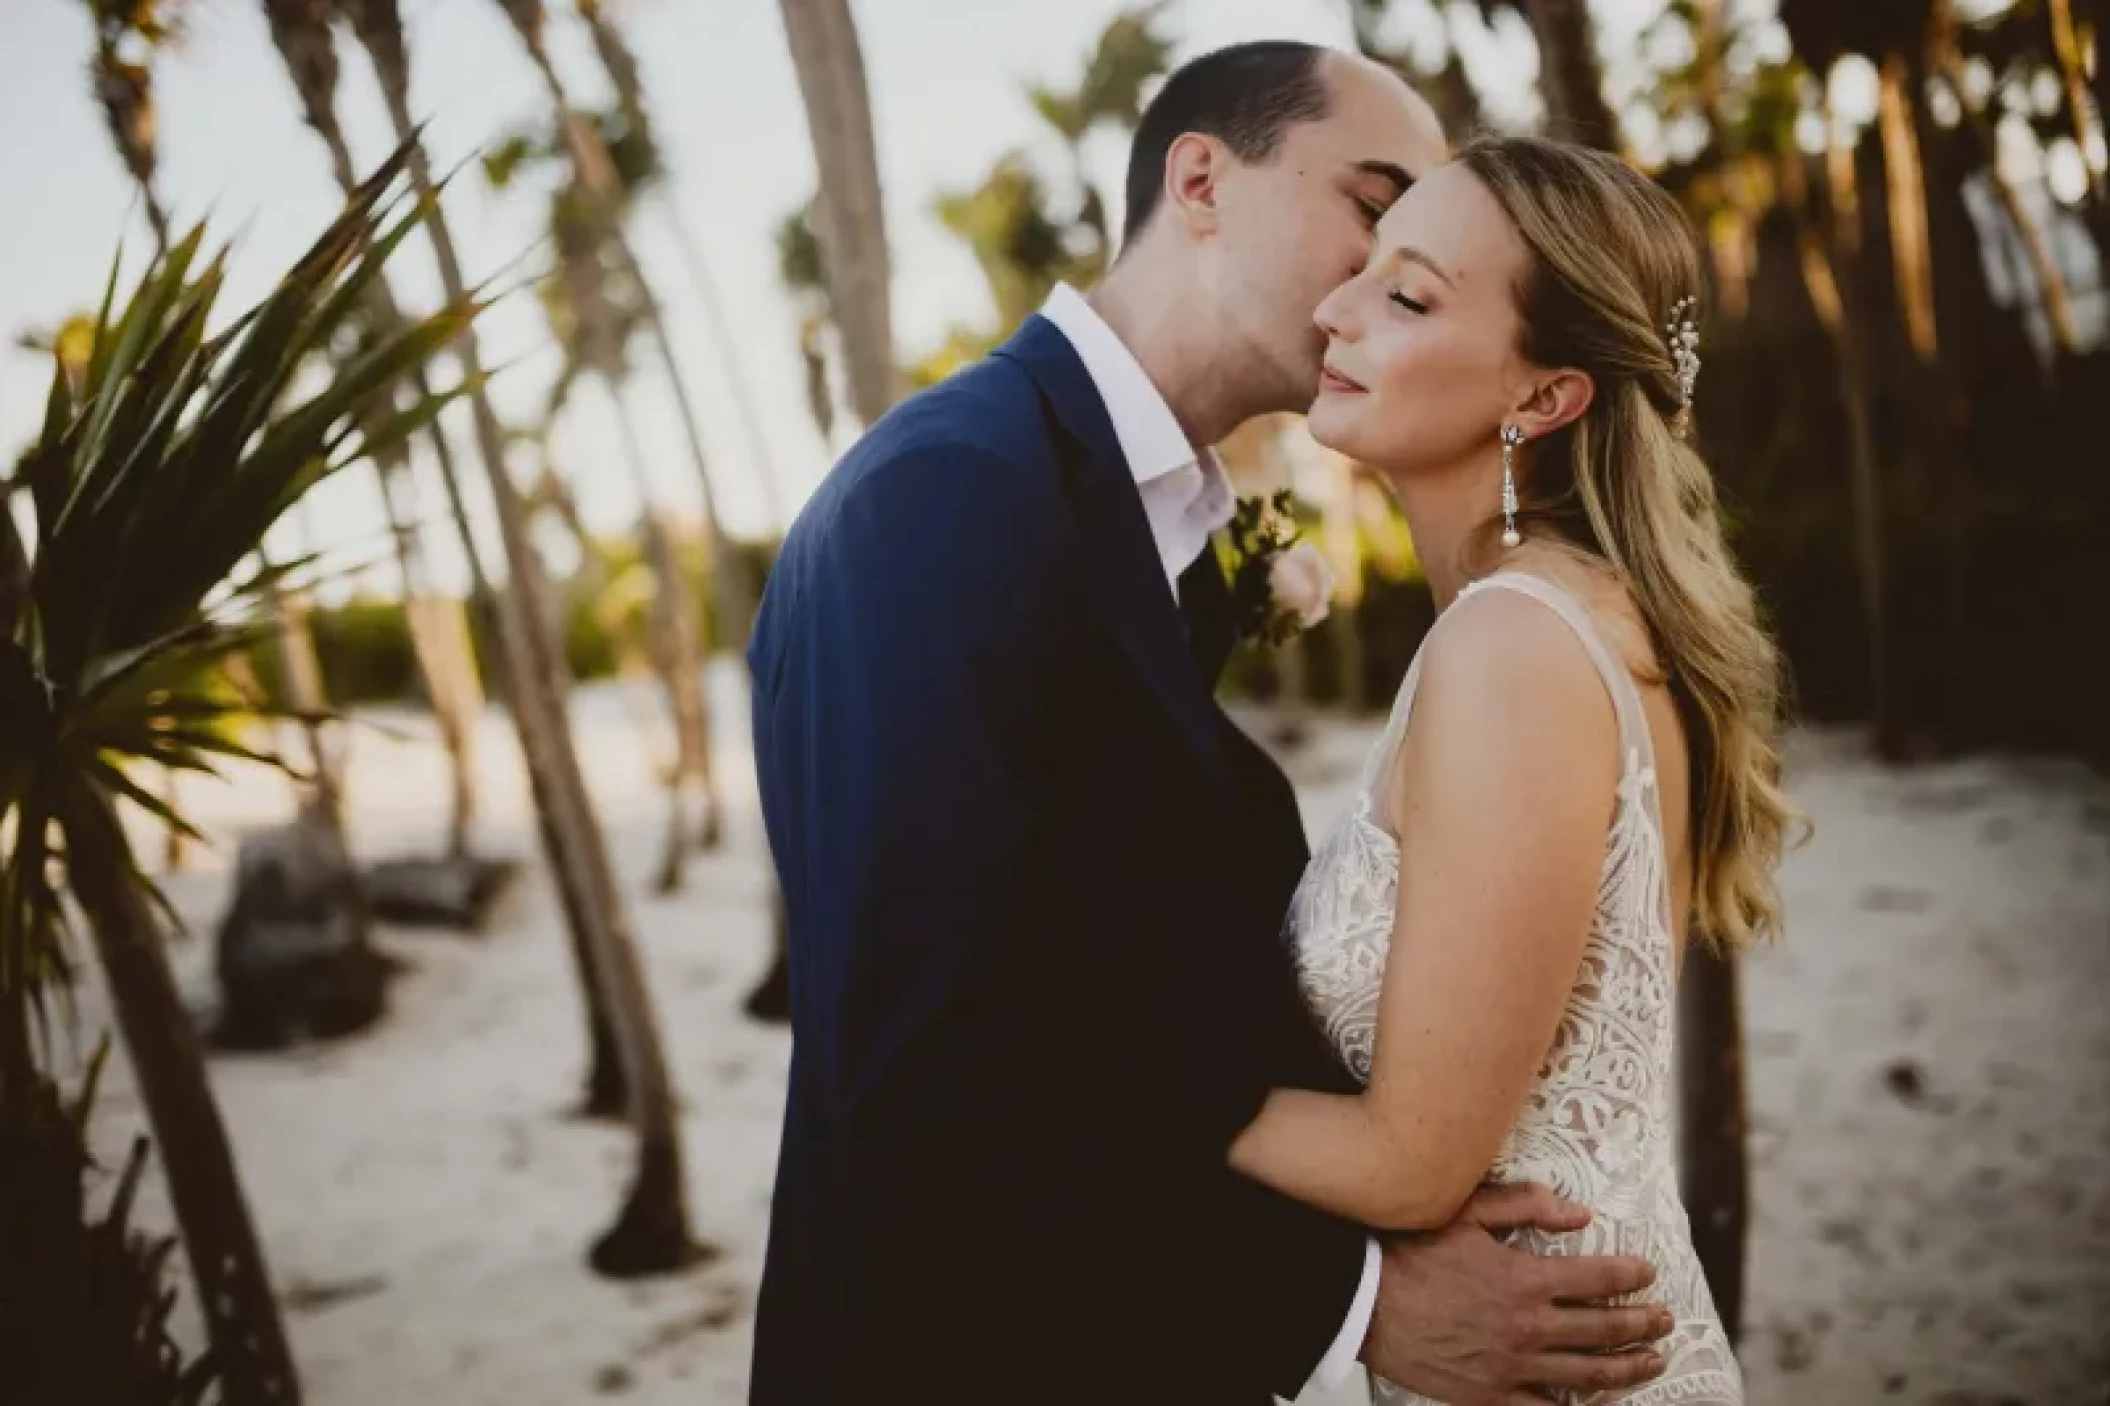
[1384,451,1506,608]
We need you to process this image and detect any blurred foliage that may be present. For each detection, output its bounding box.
[243,533,781,707]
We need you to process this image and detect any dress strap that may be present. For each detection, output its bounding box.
[1356,647,1427,797]
[1456,573,1655,767]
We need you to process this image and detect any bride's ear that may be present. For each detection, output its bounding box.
[1510,370,1594,441]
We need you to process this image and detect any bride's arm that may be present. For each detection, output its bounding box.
[1230,590,1620,1230]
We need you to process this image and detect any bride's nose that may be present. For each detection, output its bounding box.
[1313,283,1357,342]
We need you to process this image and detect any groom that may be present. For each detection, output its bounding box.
[750,41,1673,1406]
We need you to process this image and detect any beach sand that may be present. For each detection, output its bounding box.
[63,665,2110,1405]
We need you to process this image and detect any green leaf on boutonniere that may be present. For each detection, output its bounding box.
[1222,490,1313,648]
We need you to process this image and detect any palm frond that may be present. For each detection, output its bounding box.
[1,135,477,1022]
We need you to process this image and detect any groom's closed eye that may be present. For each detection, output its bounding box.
[1347,158,1416,223]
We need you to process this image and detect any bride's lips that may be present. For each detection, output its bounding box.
[1319,365,1366,395]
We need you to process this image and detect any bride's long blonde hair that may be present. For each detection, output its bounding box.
[1459,136,1799,952]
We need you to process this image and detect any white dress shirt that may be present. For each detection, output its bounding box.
[1038,284,1383,1394]
[1039,284,1236,596]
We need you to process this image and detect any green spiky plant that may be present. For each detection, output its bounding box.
[0,143,476,1406]
[0,1043,220,1406]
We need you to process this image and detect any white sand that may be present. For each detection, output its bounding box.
[62,665,2110,1405]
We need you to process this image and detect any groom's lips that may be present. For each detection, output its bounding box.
[1319,365,1366,395]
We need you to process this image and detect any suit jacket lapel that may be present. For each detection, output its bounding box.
[994,316,1232,798]
[1178,549,1237,689]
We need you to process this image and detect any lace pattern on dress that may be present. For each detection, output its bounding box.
[1285,573,1743,1405]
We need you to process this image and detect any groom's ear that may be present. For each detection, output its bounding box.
[1161,133,1227,238]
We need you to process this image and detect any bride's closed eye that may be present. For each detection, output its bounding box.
[1389,289,1430,315]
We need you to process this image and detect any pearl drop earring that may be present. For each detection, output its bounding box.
[1500,424,1525,548]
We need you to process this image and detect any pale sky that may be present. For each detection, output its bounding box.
[0,0,1680,596]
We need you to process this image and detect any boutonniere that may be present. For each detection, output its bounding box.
[1224,491,1335,647]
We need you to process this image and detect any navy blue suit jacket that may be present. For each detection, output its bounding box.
[747,315,1365,1405]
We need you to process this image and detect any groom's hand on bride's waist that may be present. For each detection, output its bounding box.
[1359,1182,1673,1406]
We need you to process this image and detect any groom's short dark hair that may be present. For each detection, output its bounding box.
[1121,41,1333,246]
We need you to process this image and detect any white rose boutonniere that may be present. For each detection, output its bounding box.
[1225,491,1335,647]
[1269,542,1335,632]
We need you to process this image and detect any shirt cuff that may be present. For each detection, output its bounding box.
[1308,1237,1382,1392]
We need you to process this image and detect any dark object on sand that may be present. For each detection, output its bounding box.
[361,854,520,931]
[743,896,792,1024]
[210,811,393,1051]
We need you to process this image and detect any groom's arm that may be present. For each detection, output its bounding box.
[785,440,1368,1394]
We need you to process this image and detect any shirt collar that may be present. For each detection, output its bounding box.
[1038,283,1201,487]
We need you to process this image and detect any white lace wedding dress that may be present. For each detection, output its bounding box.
[1286,572,1742,1405]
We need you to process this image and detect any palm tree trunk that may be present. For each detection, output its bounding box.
[568,0,792,534]
[1676,947,1747,1343]
[342,2,631,1117]
[761,0,900,1030]
[1880,55,1941,363]
[1654,0,1743,1330]
[2047,0,2106,212]
[656,204,789,530]
[607,378,722,895]
[2091,3,2110,181]
[267,2,490,856]
[495,9,755,650]
[370,423,483,857]
[89,47,192,870]
[1792,171,1893,745]
[549,98,757,652]
[1932,45,2083,357]
[259,556,346,830]
[1985,179,2082,345]
[1520,0,1621,151]
[1912,28,1997,757]
[775,0,899,427]
[379,94,699,1274]
[60,782,301,1406]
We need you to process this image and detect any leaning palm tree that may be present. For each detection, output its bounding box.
[484,122,729,885]
[337,0,702,1274]
[488,0,756,653]
[575,0,787,530]
[776,0,899,427]
[500,0,800,1027]
[1925,7,2082,356]
[80,0,202,872]
[257,0,494,858]
[547,183,724,890]
[81,0,344,844]
[0,154,472,1406]
[85,2,175,246]
[333,0,632,1120]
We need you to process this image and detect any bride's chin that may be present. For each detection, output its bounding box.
[1305,403,1358,457]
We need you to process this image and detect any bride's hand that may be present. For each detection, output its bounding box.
[1360,1182,1674,1406]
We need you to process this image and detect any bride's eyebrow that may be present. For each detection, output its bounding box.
[1371,243,1457,288]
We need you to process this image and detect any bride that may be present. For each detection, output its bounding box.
[1226,137,1795,1404]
